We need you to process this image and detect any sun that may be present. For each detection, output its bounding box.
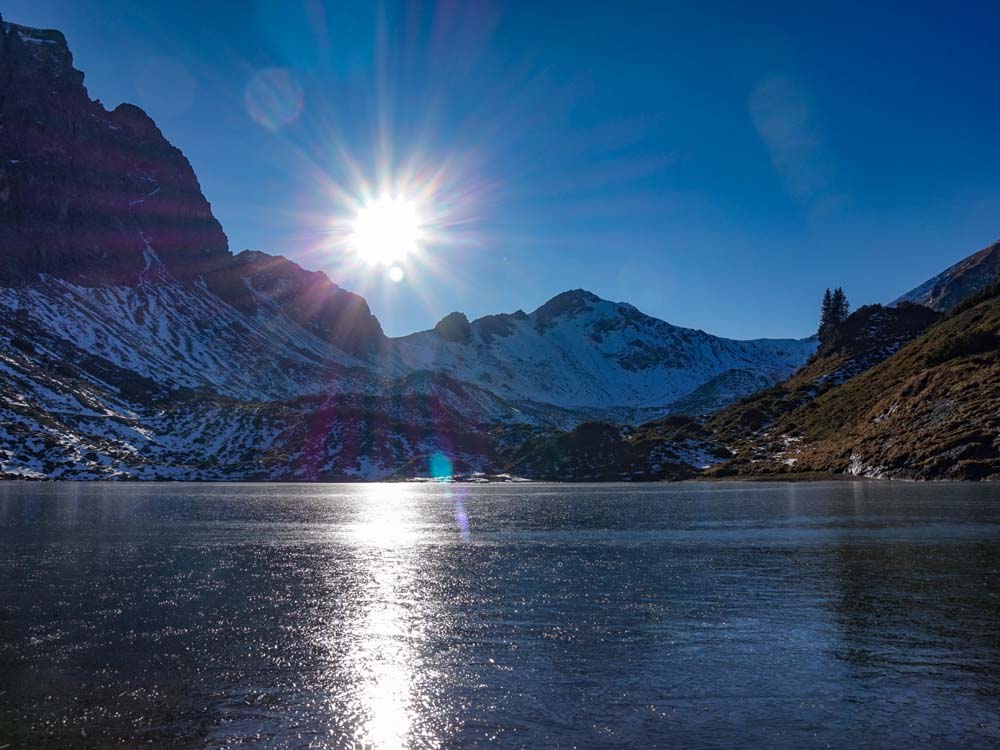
[350,194,423,266]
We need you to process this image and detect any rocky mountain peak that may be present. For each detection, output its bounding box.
[0,18,79,83]
[0,16,387,357]
[203,250,385,356]
[434,312,472,343]
[532,289,603,325]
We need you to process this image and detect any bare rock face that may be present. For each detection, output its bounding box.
[433,312,472,343]
[0,15,386,356]
[0,17,229,285]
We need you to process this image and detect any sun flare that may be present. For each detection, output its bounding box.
[350,194,423,266]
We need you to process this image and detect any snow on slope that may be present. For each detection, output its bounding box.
[0,263,365,401]
[387,290,815,414]
[0,15,823,480]
[0,320,504,480]
[1,267,812,430]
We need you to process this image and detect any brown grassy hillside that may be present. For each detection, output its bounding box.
[705,303,939,462]
[712,286,1000,480]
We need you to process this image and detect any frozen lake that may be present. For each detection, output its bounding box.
[1,481,998,748]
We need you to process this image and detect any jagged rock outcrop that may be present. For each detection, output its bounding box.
[0,16,386,357]
[433,312,472,344]
[204,251,385,356]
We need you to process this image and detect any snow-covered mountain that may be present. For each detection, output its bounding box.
[893,240,1000,312]
[387,291,813,414]
[0,15,816,479]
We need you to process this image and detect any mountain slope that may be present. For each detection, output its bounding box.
[507,285,1000,482]
[893,240,1000,312]
[729,281,1000,480]
[0,16,386,357]
[389,290,814,415]
[705,302,942,463]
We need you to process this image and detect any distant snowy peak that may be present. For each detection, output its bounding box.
[391,289,815,413]
[893,240,1000,312]
[532,289,604,327]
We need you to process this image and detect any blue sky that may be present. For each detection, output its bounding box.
[5,0,999,338]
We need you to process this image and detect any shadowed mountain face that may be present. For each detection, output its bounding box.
[203,251,385,356]
[0,17,384,356]
[894,241,1000,312]
[0,19,228,286]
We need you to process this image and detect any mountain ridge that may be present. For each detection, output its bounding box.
[893,240,1000,312]
[2,15,994,481]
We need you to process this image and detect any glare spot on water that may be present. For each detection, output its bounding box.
[349,484,417,547]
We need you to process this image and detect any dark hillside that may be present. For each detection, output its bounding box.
[712,285,1000,480]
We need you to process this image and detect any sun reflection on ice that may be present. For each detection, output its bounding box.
[346,484,421,749]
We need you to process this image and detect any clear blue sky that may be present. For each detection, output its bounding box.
[5,0,999,338]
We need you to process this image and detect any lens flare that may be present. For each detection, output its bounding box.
[350,194,423,266]
[429,452,452,481]
[244,68,304,131]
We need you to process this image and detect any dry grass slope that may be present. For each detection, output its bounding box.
[714,283,1000,480]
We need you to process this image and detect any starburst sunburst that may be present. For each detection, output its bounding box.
[350,194,423,267]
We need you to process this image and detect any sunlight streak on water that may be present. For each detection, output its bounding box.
[341,484,422,749]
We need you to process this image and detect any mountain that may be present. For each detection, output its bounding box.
[703,301,945,473]
[0,17,816,480]
[0,17,386,357]
[0,20,228,286]
[893,240,1000,312]
[505,301,945,481]
[509,281,1000,482]
[387,290,814,418]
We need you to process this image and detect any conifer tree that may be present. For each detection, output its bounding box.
[818,288,833,343]
[831,287,849,325]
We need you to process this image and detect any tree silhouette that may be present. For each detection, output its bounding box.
[818,287,850,345]
[831,287,850,325]
[818,288,833,341]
